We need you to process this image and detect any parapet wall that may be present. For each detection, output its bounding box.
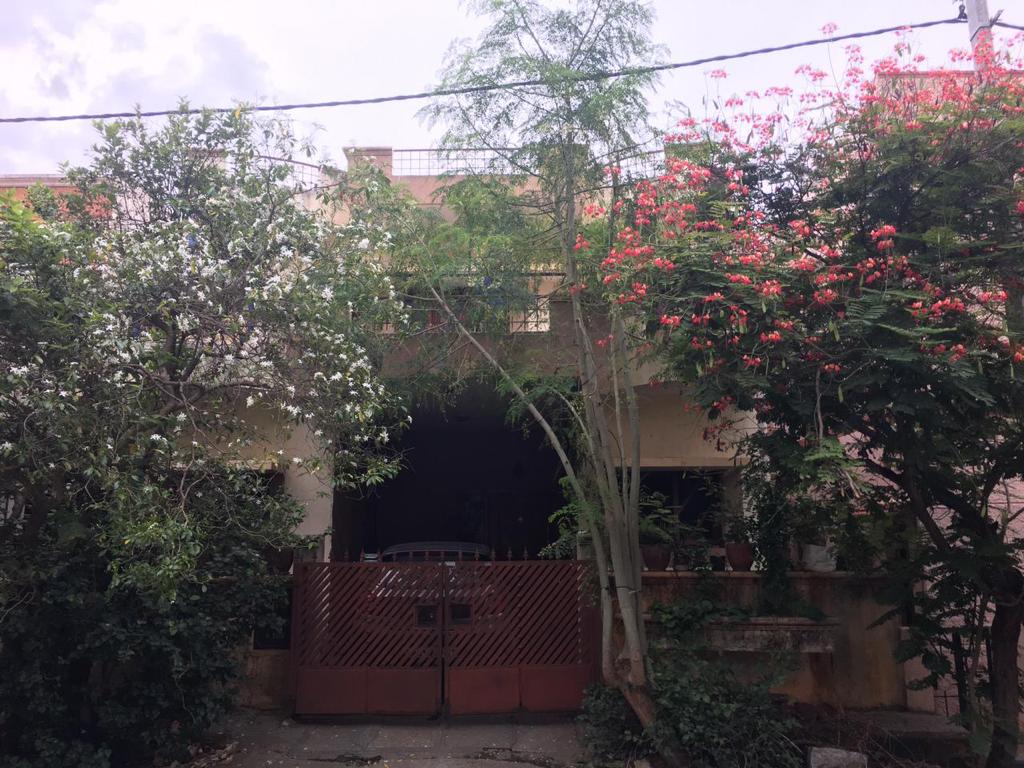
[640,571,906,709]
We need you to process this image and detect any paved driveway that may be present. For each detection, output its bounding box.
[199,711,584,768]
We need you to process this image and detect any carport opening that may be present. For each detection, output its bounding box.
[332,382,565,561]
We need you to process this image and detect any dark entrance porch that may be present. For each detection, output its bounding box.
[331,383,565,562]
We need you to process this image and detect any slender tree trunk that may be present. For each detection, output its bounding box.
[985,568,1024,768]
[425,284,625,688]
[552,145,678,765]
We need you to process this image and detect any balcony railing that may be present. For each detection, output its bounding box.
[390,147,666,180]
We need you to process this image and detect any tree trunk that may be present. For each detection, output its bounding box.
[985,569,1024,768]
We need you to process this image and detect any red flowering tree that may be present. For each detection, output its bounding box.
[593,42,1024,768]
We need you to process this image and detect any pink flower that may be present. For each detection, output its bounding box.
[789,219,812,238]
[787,256,819,272]
[870,224,897,240]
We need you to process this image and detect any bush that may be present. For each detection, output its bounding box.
[1,110,404,767]
[648,599,802,768]
[579,684,652,765]
[0,471,301,768]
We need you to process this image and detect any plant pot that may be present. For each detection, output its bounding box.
[641,543,672,571]
[725,541,755,571]
[801,543,837,572]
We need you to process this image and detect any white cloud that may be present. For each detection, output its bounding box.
[0,0,1015,173]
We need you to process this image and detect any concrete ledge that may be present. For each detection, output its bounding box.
[637,569,905,708]
[641,571,885,581]
[705,617,839,654]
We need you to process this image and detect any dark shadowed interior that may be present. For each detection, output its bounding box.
[331,383,565,560]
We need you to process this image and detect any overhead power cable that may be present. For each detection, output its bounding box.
[0,16,972,126]
[993,19,1024,32]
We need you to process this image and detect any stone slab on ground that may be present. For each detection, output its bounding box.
[808,747,867,768]
[211,711,583,768]
[845,711,971,768]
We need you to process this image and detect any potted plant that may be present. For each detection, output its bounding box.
[675,523,709,571]
[639,491,677,571]
[724,516,755,572]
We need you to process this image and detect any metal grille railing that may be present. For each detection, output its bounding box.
[391,148,518,177]
[509,298,551,333]
[618,149,665,180]
[445,561,590,668]
[390,147,665,180]
[256,155,329,191]
[296,562,443,670]
[292,559,596,715]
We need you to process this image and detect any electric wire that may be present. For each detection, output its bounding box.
[0,16,974,126]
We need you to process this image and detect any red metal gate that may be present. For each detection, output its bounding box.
[291,560,596,716]
[445,561,595,714]
[291,562,444,715]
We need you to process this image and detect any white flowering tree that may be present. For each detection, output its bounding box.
[0,110,405,765]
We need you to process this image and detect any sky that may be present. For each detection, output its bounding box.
[1,0,1021,174]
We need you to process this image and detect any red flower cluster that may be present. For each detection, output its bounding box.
[929,297,966,315]
[742,354,763,369]
[787,256,819,272]
[869,224,897,241]
[789,219,812,238]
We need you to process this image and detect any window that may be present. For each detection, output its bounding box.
[509,297,550,333]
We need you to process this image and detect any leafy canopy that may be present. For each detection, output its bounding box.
[0,109,404,766]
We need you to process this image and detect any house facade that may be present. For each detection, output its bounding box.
[0,156,925,717]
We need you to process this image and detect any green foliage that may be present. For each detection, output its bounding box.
[648,600,802,768]
[539,476,595,560]
[422,0,663,192]
[578,684,652,765]
[613,59,1024,763]
[0,110,405,766]
[638,490,677,545]
[0,472,300,768]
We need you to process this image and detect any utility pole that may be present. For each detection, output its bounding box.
[964,0,992,50]
[963,0,998,70]
[963,1,1024,333]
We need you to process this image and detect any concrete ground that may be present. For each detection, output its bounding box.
[202,711,585,768]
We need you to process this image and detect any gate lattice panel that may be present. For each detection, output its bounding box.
[292,562,443,715]
[445,561,595,714]
[291,560,596,716]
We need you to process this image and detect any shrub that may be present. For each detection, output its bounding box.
[648,599,802,768]
[579,684,652,765]
[0,471,300,768]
